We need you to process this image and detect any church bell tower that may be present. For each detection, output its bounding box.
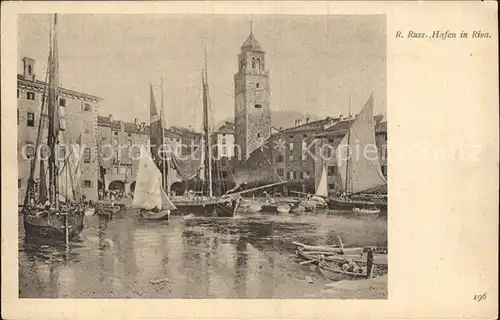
[234,23,271,160]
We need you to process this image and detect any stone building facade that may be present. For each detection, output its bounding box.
[234,29,272,160]
[96,115,150,197]
[96,116,203,198]
[17,57,101,203]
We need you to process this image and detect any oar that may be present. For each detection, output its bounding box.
[299,259,317,265]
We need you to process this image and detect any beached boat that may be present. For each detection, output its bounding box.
[353,207,380,219]
[247,202,263,212]
[277,203,291,213]
[22,15,85,245]
[327,94,388,211]
[318,257,374,281]
[132,145,177,221]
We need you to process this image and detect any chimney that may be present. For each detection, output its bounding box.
[108,114,113,122]
[22,57,36,81]
[296,119,302,126]
[134,118,138,125]
[339,113,343,120]
[306,117,310,124]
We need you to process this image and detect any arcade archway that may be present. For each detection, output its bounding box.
[108,180,125,192]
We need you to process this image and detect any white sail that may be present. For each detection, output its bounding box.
[336,94,387,194]
[314,164,328,197]
[133,145,176,210]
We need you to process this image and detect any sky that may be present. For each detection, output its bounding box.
[18,14,386,131]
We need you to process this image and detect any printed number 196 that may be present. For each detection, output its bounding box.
[474,293,487,302]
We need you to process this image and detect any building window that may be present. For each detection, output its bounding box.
[251,57,256,69]
[17,89,19,98]
[289,171,295,180]
[82,180,92,188]
[277,168,284,178]
[256,83,260,88]
[114,132,118,135]
[26,92,35,101]
[289,155,294,161]
[27,112,35,127]
[328,166,338,176]
[82,103,92,112]
[18,179,22,189]
[303,171,310,179]
[276,155,284,163]
[289,142,294,151]
[221,146,227,155]
[128,133,131,137]
[59,98,66,107]
[221,136,226,144]
[222,171,229,179]
[83,148,91,163]
[255,104,262,109]
[302,140,308,161]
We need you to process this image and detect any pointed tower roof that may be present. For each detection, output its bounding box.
[241,22,262,52]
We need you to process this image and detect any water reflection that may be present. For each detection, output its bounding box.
[19,210,387,298]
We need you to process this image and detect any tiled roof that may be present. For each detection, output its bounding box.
[17,74,102,102]
[97,116,150,134]
[217,122,235,134]
[315,118,387,138]
[280,117,339,134]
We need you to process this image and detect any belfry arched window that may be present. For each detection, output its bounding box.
[256,58,261,70]
[251,57,256,69]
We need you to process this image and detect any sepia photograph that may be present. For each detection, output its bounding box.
[17,13,388,299]
[3,2,498,320]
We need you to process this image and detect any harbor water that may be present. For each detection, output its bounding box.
[19,209,387,299]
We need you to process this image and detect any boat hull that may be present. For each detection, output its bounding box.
[23,209,84,244]
[353,208,379,219]
[328,198,376,210]
[172,198,238,217]
[140,209,170,221]
[246,203,263,213]
[318,259,371,282]
[96,205,120,218]
[329,197,387,213]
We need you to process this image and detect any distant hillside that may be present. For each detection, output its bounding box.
[216,110,322,131]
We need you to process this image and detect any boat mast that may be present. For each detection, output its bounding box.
[47,14,60,209]
[344,95,352,195]
[160,76,169,195]
[202,44,213,198]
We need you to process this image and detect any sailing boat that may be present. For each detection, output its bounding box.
[132,145,177,220]
[148,60,241,217]
[22,14,85,244]
[307,164,329,209]
[328,94,387,215]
